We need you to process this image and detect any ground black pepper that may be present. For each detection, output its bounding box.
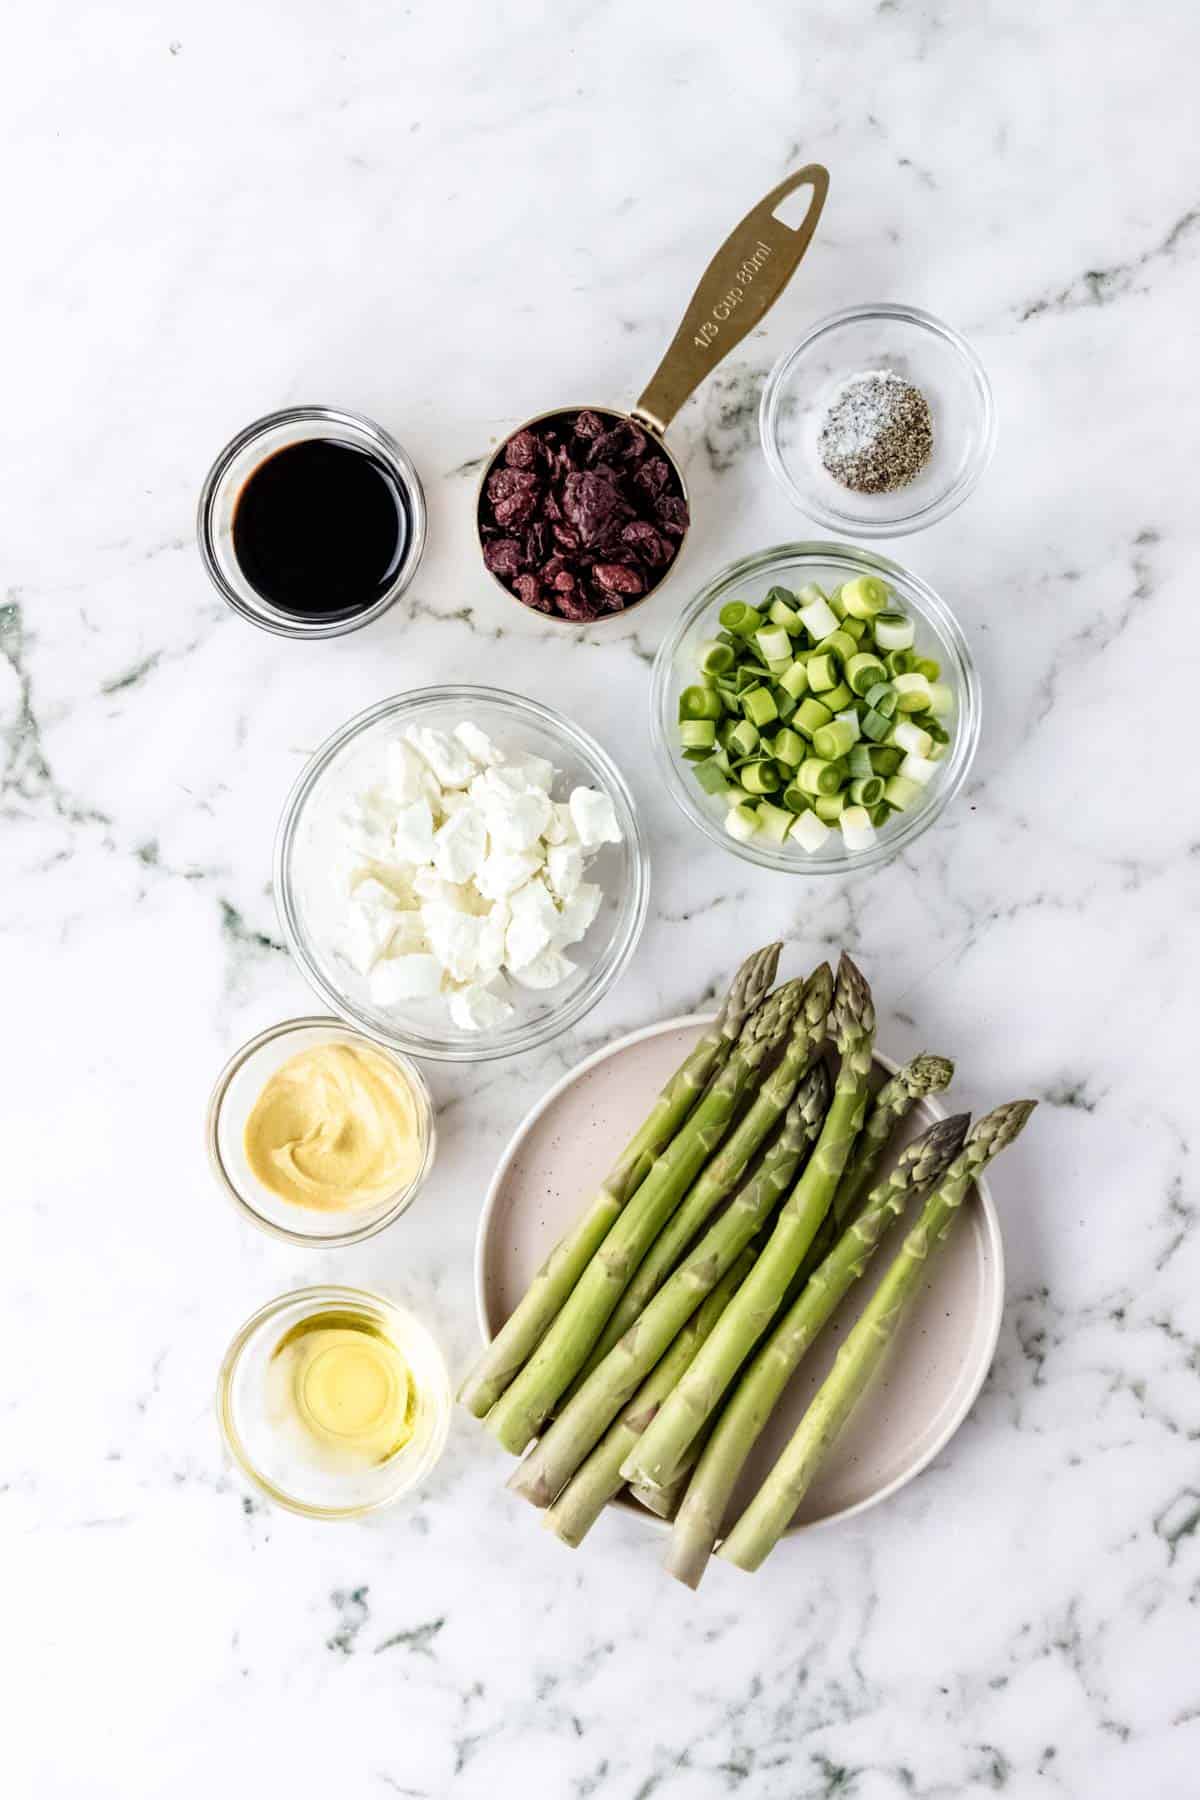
[818,369,933,495]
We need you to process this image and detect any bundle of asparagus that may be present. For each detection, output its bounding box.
[457,945,1036,1585]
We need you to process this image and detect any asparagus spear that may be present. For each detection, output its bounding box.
[665,1113,968,1589]
[508,1065,830,1501]
[541,1249,756,1548]
[719,1100,1037,1572]
[458,943,780,1417]
[630,1474,687,1520]
[622,953,876,1492]
[573,964,835,1387]
[486,977,805,1454]
[785,1053,956,1311]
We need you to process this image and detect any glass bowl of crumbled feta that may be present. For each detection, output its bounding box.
[274,688,649,1061]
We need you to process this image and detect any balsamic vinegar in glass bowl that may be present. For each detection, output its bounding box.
[232,439,410,623]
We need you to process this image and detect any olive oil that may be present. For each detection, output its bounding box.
[268,1309,415,1466]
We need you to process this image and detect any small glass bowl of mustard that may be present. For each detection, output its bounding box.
[206,1018,436,1246]
[217,1285,452,1519]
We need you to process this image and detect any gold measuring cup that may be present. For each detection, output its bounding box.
[477,165,830,624]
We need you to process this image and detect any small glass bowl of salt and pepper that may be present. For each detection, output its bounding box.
[759,303,995,537]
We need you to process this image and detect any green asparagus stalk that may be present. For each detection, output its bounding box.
[573,964,835,1387]
[458,942,780,1417]
[508,1064,831,1501]
[786,1053,956,1307]
[622,953,876,1492]
[630,1473,688,1520]
[486,977,805,1454]
[665,1113,968,1589]
[718,1100,1037,1572]
[541,1249,756,1548]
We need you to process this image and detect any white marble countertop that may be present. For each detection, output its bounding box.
[7,3,1199,1795]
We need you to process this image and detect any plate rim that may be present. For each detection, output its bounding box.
[473,1012,1006,1535]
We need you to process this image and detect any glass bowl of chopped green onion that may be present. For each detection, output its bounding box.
[649,544,979,874]
[759,304,995,536]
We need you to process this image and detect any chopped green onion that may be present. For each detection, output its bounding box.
[926,681,954,716]
[771,727,806,767]
[840,804,876,850]
[741,686,778,728]
[817,629,857,665]
[679,684,723,721]
[755,625,793,664]
[725,803,761,842]
[697,639,735,676]
[679,719,717,750]
[799,595,840,641]
[797,758,843,797]
[766,593,804,633]
[861,707,892,742]
[819,681,854,714]
[883,773,923,810]
[806,653,838,692]
[794,697,833,739]
[693,758,732,795]
[848,745,875,779]
[915,657,941,682]
[864,681,898,719]
[923,717,951,745]
[790,810,830,851]
[727,718,760,758]
[775,691,798,723]
[781,783,810,813]
[719,601,763,637]
[845,652,887,695]
[874,612,915,652]
[841,576,888,619]
[892,671,933,713]
[778,660,809,701]
[891,719,933,758]
[868,745,904,776]
[899,750,939,786]
[868,800,893,828]
[756,801,793,845]
[741,760,782,795]
[849,775,884,807]
[812,718,858,761]
[814,791,846,822]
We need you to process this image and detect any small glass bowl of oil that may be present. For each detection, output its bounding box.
[217,1286,451,1518]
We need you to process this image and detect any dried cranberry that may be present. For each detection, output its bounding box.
[593,562,646,598]
[483,537,525,578]
[573,409,608,439]
[494,491,538,529]
[655,494,690,536]
[556,588,602,622]
[562,471,630,545]
[633,457,671,501]
[552,522,581,553]
[504,429,540,471]
[513,573,550,612]
[486,467,539,505]
[620,520,672,567]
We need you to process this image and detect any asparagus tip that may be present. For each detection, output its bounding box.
[903,1053,955,1096]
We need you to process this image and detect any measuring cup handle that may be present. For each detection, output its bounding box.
[631,165,829,438]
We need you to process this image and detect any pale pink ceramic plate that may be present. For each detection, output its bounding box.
[475,1015,1005,1536]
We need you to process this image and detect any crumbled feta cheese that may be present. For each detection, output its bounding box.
[369,954,444,1004]
[505,877,561,969]
[448,982,515,1032]
[338,903,399,974]
[470,766,552,851]
[386,740,436,805]
[352,875,402,913]
[555,881,602,946]
[511,948,576,990]
[391,798,435,864]
[341,794,396,862]
[475,900,510,978]
[475,847,545,901]
[542,801,578,847]
[569,786,622,849]
[509,752,555,793]
[403,725,476,789]
[453,722,506,768]
[432,806,487,884]
[421,904,482,981]
[546,842,585,901]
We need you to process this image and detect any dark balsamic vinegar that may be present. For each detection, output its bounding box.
[232,439,409,620]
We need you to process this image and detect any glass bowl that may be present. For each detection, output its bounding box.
[650,543,980,876]
[760,305,995,536]
[197,405,427,637]
[275,687,649,1063]
[206,1017,436,1246]
[216,1285,451,1519]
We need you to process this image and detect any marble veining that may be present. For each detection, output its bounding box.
[5,1,1199,1795]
